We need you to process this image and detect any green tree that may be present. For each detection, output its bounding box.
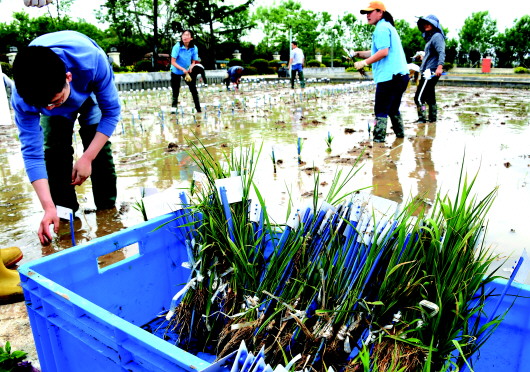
[445,37,458,65]
[97,0,177,61]
[45,0,76,23]
[219,7,255,44]
[458,11,498,66]
[253,0,330,61]
[99,0,255,68]
[0,12,105,54]
[395,19,423,62]
[502,15,530,67]
[168,0,255,68]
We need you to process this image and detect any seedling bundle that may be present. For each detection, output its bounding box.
[148,142,506,371]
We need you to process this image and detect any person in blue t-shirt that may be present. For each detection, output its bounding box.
[170,30,202,113]
[12,31,121,245]
[352,1,410,143]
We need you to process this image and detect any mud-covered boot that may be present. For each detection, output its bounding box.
[373,117,388,142]
[0,250,24,304]
[428,104,438,122]
[389,113,404,138]
[415,105,427,123]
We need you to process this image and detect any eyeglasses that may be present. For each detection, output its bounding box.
[45,98,66,108]
[42,83,69,108]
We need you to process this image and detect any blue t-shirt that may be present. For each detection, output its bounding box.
[371,19,408,83]
[171,43,199,75]
[12,30,120,183]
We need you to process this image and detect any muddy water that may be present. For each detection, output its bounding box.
[1,81,529,280]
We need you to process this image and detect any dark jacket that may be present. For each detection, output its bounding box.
[418,15,446,73]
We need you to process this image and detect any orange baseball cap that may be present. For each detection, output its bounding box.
[360,1,386,14]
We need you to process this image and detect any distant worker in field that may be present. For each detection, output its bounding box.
[288,41,306,89]
[190,61,208,85]
[224,66,244,91]
[12,31,120,245]
[415,15,445,123]
[170,30,202,113]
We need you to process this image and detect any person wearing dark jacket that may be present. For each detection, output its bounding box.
[414,14,445,123]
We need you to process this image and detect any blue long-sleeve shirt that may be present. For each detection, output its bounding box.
[12,31,120,183]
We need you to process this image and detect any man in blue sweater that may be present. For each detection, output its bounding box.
[12,31,121,244]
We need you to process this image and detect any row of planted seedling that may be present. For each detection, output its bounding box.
[143,141,510,372]
[116,81,375,134]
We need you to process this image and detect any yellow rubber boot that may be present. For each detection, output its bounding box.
[0,249,24,304]
[1,246,23,268]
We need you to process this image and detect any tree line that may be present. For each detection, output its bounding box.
[1,0,529,71]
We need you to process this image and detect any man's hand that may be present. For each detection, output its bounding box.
[24,0,52,7]
[354,60,368,70]
[38,207,59,245]
[435,65,443,77]
[71,157,92,186]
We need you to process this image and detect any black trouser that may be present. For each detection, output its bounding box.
[171,72,201,111]
[190,66,207,85]
[374,73,410,118]
[414,75,440,106]
[41,98,117,213]
[290,68,305,88]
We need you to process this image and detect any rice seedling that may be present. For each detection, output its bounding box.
[325,131,334,153]
[150,142,505,372]
[132,188,148,221]
[347,165,504,371]
[297,137,303,165]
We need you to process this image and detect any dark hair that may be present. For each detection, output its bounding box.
[382,11,395,27]
[292,41,298,46]
[179,29,196,48]
[13,46,67,106]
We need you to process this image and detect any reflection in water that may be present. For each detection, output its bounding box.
[94,208,127,268]
[409,123,437,213]
[1,85,529,271]
[371,138,404,203]
[44,207,128,268]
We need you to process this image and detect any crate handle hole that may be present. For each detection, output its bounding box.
[97,242,140,270]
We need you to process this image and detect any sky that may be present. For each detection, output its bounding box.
[1,0,529,40]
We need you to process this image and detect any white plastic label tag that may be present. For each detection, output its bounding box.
[249,200,262,223]
[286,209,301,230]
[56,205,74,220]
[215,176,243,204]
[142,188,182,220]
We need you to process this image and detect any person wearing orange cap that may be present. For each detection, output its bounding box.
[352,1,410,142]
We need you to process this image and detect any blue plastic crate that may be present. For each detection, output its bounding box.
[18,212,530,372]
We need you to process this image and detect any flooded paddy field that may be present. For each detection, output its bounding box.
[1,79,529,280]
